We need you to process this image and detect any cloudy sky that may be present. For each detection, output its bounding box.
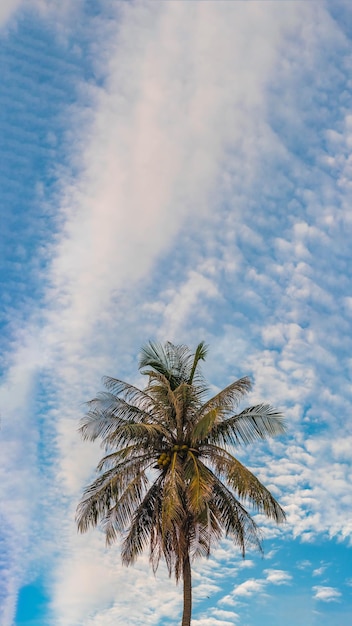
[1,1,352,625]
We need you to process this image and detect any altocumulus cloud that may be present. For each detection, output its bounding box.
[1,1,352,626]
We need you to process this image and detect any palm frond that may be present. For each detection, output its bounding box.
[161,453,185,535]
[102,471,149,545]
[210,474,263,556]
[88,392,154,422]
[139,341,170,375]
[144,370,176,401]
[208,404,286,447]
[143,371,179,431]
[79,399,156,443]
[189,514,221,559]
[96,445,150,471]
[121,479,163,566]
[199,377,252,417]
[75,455,152,534]
[140,341,195,389]
[203,445,286,523]
[103,422,167,450]
[191,408,221,443]
[173,382,200,439]
[188,341,208,385]
[102,377,155,411]
[184,453,213,512]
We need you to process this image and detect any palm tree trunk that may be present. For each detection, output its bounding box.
[181,552,192,626]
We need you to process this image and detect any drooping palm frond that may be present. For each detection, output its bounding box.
[189,513,222,560]
[102,470,150,545]
[162,452,186,535]
[203,444,286,523]
[121,479,163,566]
[75,454,152,533]
[210,474,263,556]
[96,445,150,471]
[184,452,213,512]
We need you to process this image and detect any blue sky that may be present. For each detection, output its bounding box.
[1,1,352,625]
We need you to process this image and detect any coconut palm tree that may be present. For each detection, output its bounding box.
[76,341,286,626]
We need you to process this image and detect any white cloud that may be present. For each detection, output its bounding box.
[232,579,266,598]
[145,269,219,341]
[192,617,236,626]
[264,569,292,585]
[51,529,183,626]
[313,566,327,577]
[44,0,302,353]
[313,586,342,602]
[218,568,292,612]
[42,6,307,622]
[220,578,267,608]
[3,0,352,624]
[0,333,51,625]
[0,0,22,25]
[211,609,240,621]
[0,0,76,29]
[296,560,312,571]
[239,559,255,569]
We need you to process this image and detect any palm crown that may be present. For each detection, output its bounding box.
[76,341,286,625]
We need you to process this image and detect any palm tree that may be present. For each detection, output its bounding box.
[76,341,286,626]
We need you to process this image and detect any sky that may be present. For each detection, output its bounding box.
[0,0,352,625]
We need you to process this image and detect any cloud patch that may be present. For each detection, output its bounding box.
[313,586,342,602]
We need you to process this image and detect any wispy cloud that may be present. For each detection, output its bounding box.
[313,565,327,577]
[220,578,267,608]
[219,568,292,610]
